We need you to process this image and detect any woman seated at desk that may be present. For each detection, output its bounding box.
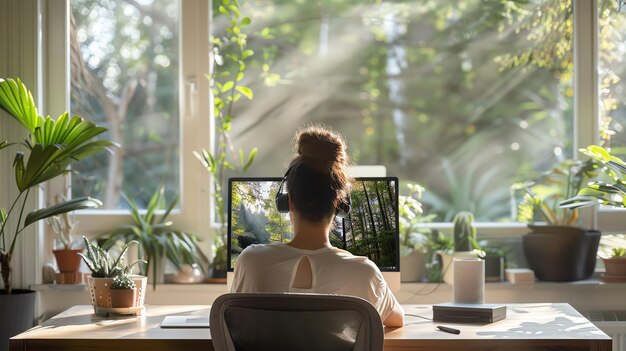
[230,125,404,327]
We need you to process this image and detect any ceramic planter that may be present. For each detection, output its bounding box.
[88,275,147,311]
[0,289,35,351]
[484,255,504,282]
[602,257,626,277]
[400,250,426,282]
[53,249,83,273]
[110,288,138,308]
[523,225,601,282]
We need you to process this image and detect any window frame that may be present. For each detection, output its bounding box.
[44,0,212,240]
[42,0,623,247]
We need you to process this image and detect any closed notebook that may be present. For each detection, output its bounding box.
[160,315,210,328]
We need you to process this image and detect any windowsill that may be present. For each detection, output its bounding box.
[31,282,227,293]
[31,277,626,317]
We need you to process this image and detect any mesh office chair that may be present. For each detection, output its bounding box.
[210,293,384,351]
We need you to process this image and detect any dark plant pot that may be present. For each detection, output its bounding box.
[0,289,36,351]
[53,249,83,273]
[209,265,227,279]
[522,225,601,282]
[484,255,504,282]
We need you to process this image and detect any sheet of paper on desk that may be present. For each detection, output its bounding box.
[160,315,210,328]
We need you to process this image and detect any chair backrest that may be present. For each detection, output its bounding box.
[210,293,384,351]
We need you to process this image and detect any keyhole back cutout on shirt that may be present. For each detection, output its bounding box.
[291,256,313,289]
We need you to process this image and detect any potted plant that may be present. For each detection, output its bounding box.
[46,194,83,278]
[439,211,480,285]
[0,78,110,344]
[109,272,137,308]
[79,236,146,311]
[516,159,601,281]
[560,145,626,282]
[99,187,208,290]
[399,183,436,282]
[601,248,626,282]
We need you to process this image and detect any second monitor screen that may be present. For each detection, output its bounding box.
[228,177,399,272]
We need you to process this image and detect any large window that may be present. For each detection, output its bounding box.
[45,1,619,236]
[220,0,575,223]
[70,0,181,208]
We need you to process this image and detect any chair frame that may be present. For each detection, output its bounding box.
[210,292,384,351]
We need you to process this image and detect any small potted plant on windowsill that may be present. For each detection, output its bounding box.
[439,211,480,285]
[514,159,601,282]
[46,194,83,281]
[110,272,137,308]
[601,248,626,282]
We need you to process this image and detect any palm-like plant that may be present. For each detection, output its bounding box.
[0,78,112,294]
[560,145,626,210]
[99,187,208,290]
[514,159,597,226]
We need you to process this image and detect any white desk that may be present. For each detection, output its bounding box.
[10,303,611,351]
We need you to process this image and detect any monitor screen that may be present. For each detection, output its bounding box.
[227,177,400,272]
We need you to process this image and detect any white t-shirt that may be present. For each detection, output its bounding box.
[230,243,400,321]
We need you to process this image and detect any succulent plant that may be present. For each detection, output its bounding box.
[453,211,476,252]
[78,236,145,278]
[111,272,136,290]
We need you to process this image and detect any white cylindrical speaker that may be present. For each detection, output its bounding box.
[453,257,484,304]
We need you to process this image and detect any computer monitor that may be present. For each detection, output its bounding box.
[226,176,400,291]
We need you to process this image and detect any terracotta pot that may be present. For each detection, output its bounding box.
[109,288,137,308]
[53,249,83,273]
[603,257,626,276]
[88,275,147,310]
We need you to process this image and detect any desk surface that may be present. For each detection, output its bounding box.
[10,303,611,351]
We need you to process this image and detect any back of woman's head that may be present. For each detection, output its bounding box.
[286,125,352,222]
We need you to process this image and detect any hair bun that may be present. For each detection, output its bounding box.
[296,127,347,167]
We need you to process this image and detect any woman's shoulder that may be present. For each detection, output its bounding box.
[326,248,380,273]
[240,243,282,255]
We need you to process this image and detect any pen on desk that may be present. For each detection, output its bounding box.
[437,325,461,335]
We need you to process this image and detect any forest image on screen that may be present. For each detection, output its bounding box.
[230,179,398,270]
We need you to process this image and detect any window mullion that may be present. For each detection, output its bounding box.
[574,0,599,229]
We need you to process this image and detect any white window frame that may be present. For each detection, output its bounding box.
[40,0,623,250]
[44,0,212,241]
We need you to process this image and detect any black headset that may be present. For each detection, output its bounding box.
[275,168,351,218]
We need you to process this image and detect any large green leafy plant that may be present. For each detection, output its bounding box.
[561,145,626,210]
[99,187,208,289]
[514,159,596,226]
[0,78,112,294]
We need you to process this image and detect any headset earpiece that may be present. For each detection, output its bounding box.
[275,167,352,218]
[275,175,290,213]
